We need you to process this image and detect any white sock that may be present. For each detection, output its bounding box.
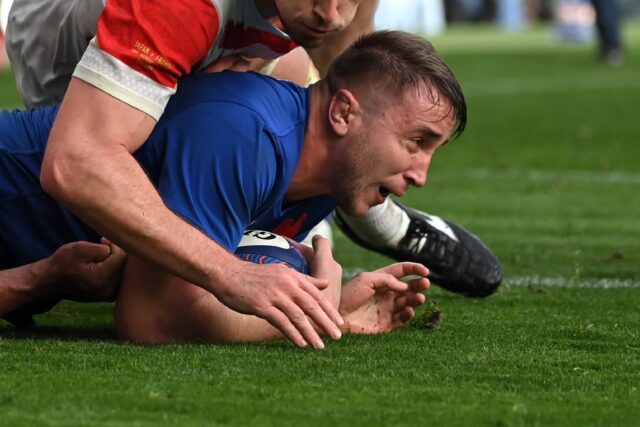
[337,198,410,248]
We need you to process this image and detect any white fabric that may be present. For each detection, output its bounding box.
[0,0,13,34]
[374,0,446,36]
[337,199,411,248]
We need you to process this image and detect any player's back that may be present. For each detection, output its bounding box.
[161,71,309,138]
[136,71,310,191]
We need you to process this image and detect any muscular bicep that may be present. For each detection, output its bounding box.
[41,78,157,202]
[46,78,156,156]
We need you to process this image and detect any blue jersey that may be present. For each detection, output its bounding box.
[0,72,335,268]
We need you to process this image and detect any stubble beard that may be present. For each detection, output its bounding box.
[279,19,325,49]
[332,134,378,216]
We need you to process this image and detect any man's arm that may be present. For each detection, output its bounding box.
[116,237,428,344]
[116,237,344,344]
[0,240,126,319]
[39,79,343,349]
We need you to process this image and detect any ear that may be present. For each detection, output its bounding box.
[328,89,361,137]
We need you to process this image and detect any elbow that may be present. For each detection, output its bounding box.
[40,107,89,202]
[40,145,83,205]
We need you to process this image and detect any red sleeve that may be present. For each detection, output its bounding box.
[95,0,220,89]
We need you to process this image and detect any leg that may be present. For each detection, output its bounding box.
[590,0,623,64]
[335,200,502,297]
[116,255,342,344]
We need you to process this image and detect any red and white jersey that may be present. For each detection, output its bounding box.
[73,0,297,120]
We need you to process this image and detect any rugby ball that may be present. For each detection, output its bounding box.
[234,230,309,274]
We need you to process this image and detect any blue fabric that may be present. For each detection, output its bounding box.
[0,105,100,268]
[0,72,336,268]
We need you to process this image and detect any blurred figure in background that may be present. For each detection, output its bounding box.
[590,0,624,65]
[0,0,11,69]
[0,34,8,70]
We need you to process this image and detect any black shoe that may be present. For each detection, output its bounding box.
[335,201,502,297]
[1,297,61,329]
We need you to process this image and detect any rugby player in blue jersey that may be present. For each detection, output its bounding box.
[0,31,464,345]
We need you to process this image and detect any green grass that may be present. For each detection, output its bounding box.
[2,24,640,426]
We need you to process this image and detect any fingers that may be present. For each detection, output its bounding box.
[267,286,342,349]
[293,239,315,262]
[394,292,426,311]
[309,236,331,274]
[367,272,410,293]
[100,242,128,271]
[238,263,343,349]
[71,241,113,263]
[307,275,330,291]
[261,305,315,349]
[376,262,429,279]
[406,276,430,293]
[391,306,416,329]
[312,235,332,258]
[297,279,343,339]
[308,236,339,279]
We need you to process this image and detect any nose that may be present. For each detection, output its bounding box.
[405,154,430,188]
[313,0,344,29]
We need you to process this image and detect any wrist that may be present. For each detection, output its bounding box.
[25,257,61,298]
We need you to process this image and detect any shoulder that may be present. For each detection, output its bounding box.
[164,72,310,133]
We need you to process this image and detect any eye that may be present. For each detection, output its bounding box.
[407,137,424,152]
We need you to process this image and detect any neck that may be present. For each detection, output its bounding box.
[253,0,278,20]
[285,82,334,202]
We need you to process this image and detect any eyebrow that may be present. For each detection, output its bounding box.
[412,127,451,147]
[418,126,445,142]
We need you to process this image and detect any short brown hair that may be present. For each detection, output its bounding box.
[326,30,467,140]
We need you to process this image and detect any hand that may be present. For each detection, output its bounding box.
[297,236,343,302]
[40,239,127,302]
[217,255,344,349]
[339,262,430,334]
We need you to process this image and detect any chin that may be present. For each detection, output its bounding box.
[293,34,324,49]
[339,202,371,217]
[281,24,325,49]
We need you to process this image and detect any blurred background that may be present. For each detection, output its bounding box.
[1,0,640,71]
[0,2,638,424]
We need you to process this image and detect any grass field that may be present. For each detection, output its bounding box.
[1,24,640,426]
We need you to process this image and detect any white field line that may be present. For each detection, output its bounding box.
[437,168,640,186]
[506,275,640,289]
[342,269,640,289]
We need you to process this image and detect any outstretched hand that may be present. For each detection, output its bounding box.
[339,262,429,334]
[216,252,344,350]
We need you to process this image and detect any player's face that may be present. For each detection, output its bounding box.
[333,85,456,216]
[275,0,360,48]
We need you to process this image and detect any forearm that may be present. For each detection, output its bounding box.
[45,140,234,295]
[40,79,236,300]
[0,259,55,317]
